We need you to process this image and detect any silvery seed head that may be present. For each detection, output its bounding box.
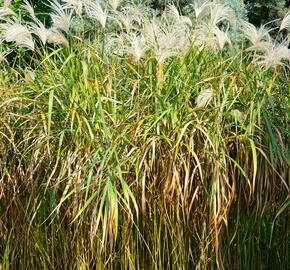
[50,0,73,33]
[280,12,290,32]
[253,42,290,69]
[86,2,107,29]
[242,21,271,51]
[0,0,16,18]
[1,18,34,50]
[47,28,70,48]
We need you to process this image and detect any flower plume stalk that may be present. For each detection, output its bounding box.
[123,33,147,62]
[0,38,9,62]
[166,4,192,27]
[191,0,210,21]
[253,42,290,69]
[0,0,16,18]
[0,51,7,62]
[63,0,84,17]
[47,29,70,48]
[113,10,134,33]
[50,0,73,33]
[29,19,51,45]
[242,21,272,51]
[280,12,290,32]
[86,2,107,28]
[108,0,122,11]
[209,2,234,26]
[22,0,36,18]
[212,26,231,51]
[1,18,34,51]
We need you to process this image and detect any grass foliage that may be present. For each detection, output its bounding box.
[0,0,289,269]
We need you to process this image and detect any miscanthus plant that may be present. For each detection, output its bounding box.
[0,1,289,269]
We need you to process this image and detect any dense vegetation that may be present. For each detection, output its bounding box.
[0,0,289,269]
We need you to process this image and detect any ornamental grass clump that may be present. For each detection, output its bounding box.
[0,1,289,269]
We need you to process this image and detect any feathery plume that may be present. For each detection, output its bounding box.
[63,0,82,17]
[22,0,35,18]
[22,1,51,45]
[0,38,8,62]
[242,21,271,50]
[108,0,122,11]
[50,0,73,33]
[144,15,190,64]
[156,26,189,64]
[283,33,290,47]
[3,0,12,9]
[1,18,34,50]
[47,28,70,48]
[166,4,192,27]
[121,3,151,26]
[143,18,160,45]
[105,33,125,55]
[0,51,7,62]
[212,26,231,51]
[254,42,289,69]
[62,0,89,17]
[86,2,107,28]
[29,19,51,45]
[191,0,210,21]
[113,3,148,32]
[209,2,233,26]
[280,12,290,31]
[113,10,134,33]
[192,24,213,50]
[0,0,16,18]
[123,33,147,61]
